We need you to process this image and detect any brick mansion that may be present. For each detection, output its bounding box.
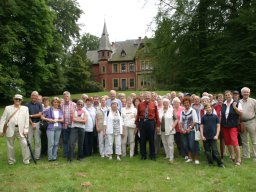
[86,22,155,91]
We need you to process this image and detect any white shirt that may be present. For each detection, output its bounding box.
[224,99,242,119]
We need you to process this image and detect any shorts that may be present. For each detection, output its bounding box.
[222,127,239,146]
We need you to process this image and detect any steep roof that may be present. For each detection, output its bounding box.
[99,22,112,51]
[86,50,98,64]
[109,39,142,62]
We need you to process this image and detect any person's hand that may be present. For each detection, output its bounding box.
[23,131,28,136]
[202,136,206,141]
[0,132,4,137]
[134,128,138,135]
[186,129,191,134]
[156,127,160,134]
[213,135,218,140]
[96,128,100,133]
[232,102,237,108]
[32,123,36,129]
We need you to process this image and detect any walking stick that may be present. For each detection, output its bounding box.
[24,135,37,164]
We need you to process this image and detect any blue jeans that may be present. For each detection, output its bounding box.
[182,130,200,156]
[47,127,62,160]
[62,127,71,157]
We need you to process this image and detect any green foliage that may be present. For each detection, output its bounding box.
[153,0,256,93]
[0,0,101,99]
[78,33,99,52]
[47,0,83,49]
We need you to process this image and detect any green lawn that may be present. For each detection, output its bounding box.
[0,137,256,192]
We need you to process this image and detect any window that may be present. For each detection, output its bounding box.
[102,66,105,73]
[121,63,126,72]
[113,64,118,73]
[102,79,106,88]
[121,49,126,57]
[129,78,135,87]
[113,79,119,88]
[129,63,135,72]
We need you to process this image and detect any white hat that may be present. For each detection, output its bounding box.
[14,94,23,99]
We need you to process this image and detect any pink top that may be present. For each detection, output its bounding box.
[173,106,185,132]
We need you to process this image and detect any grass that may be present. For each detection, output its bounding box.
[0,137,256,192]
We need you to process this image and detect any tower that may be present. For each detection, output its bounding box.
[98,21,112,61]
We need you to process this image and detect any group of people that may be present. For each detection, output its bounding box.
[0,87,256,168]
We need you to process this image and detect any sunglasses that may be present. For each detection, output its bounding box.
[77,104,83,106]
[15,98,22,101]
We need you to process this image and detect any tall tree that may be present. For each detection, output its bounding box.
[46,0,83,50]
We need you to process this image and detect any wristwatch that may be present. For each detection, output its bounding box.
[30,115,33,118]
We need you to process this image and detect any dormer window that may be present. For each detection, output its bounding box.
[121,49,126,57]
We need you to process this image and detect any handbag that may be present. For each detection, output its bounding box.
[3,108,20,134]
[194,124,201,141]
[39,120,48,131]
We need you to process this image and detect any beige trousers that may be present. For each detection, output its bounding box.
[28,122,41,159]
[121,126,135,157]
[7,126,30,164]
[241,119,256,159]
[161,132,174,160]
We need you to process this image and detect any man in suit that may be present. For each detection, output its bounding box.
[0,94,30,165]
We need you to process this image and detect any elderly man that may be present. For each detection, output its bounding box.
[0,94,30,165]
[26,91,43,160]
[135,91,160,160]
[106,90,122,111]
[61,91,76,157]
[240,87,256,160]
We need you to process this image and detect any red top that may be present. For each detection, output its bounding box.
[135,101,160,127]
[214,104,222,119]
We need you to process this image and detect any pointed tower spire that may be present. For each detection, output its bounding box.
[99,21,112,51]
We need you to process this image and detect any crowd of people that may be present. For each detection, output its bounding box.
[0,87,256,168]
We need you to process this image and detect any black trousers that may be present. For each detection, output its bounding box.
[203,139,223,165]
[139,120,156,159]
[92,127,98,154]
[83,131,93,157]
[40,128,48,156]
[174,132,185,157]
[68,127,85,160]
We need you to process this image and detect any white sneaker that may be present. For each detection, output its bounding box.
[195,160,200,165]
[101,155,105,158]
[117,156,121,161]
[184,156,189,160]
[185,159,192,163]
[109,155,112,160]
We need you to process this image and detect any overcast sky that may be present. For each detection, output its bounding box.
[76,0,158,42]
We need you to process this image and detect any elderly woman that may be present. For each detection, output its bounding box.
[41,97,64,161]
[104,100,124,160]
[68,100,87,162]
[121,97,137,157]
[172,97,185,157]
[221,90,242,166]
[180,96,200,164]
[41,97,50,156]
[159,98,177,163]
[83,97,96,157]
[133,97,142,156]
[96,96,108,158]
